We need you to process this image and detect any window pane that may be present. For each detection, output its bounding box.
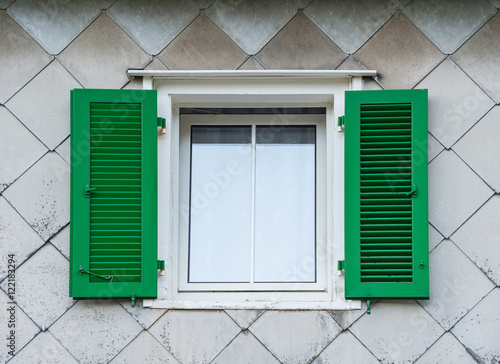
[254,126,316,282]
[189,126,252,283]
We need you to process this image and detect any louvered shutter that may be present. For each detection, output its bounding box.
[70,89,158,299]
[344,89,429,300]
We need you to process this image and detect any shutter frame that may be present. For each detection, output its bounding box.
[345,89,429,300]
[70,89,158,299]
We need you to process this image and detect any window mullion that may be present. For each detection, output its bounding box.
[250,124,257,284]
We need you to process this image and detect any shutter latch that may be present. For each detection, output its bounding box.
[157,117,166,135]
[84,185,96,198]
[366,300,372,315]
[79,266,113,282]
[157,260,165,276]
[337,260,345,276]
[131,294,136,307]
[406,185,417,198]
[337,116,345,133]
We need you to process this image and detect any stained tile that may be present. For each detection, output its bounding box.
[149,310,241,364]
[225,309,265,329]
[414,332,475,364]
[118,298,166,329]
[451,195,500,285]
[55,136,70,165]
[3,152,70,241]
[311,331,379,364]
[212,331,279,364]
[256,11,347,70]
[350,301,444,363]
[50,300,143,364]
[110,331,179,364]
[329,301,368,329]
[8,331,78,364]
[250,311,341,364]
[50,224,69,259]
[7,0,104,54]
[452,288,500,364]
[158,13,247,70]
[428,151,493,238]
[6,60,81,150]
[489,0,500,7]
[454,106,500,192]
[304,0,396,54]
[0,11,52,104]
[416,58,494,149]
[238,56,265,70]
[427,133,443,162]
[452,13,500,103]
[354,12,445,89]
[0,0,14,9]
[108,0,200,55]
[206,0,309,54]
[0,106,47,191]
[419,240,494,330]
[58,13,151,89]
[428,223,443,252]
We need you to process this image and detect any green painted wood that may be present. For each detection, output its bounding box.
[70,89,158,299]
[345,89,429,300]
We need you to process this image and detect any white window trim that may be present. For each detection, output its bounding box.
[128,70,377,310]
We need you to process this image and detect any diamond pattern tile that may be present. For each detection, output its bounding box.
[158,13,247,70]
[108,0,200,55]
[0,10,52,104]
[451,195,500,285]
[50,300,143,364]
[58,13,151,89]
[206,0,309,55]
[250,311,341,364]
[403,0,496,54]
[256,11,347,69]
[454,106,500,192]
[419,240,494,330]
[428,150,493,238]
[452,288,500,363]
[0,106,47,192]
[452,13,500,103]
[149,310,241,364]
[6,60,81,150]
[7,0,104,55]
[350,301,444,364]
[212,331,280,364]
[50,224,69,259]
[428,133,444,162]
[123,58,169,90]
[0,0,15,9]
[354,12,445,89]
[416,58,494,149]
[429,223,444,252]
[225,309,265,329]
[118,298,166,329]
[3,152,70,241]
[336,56,364,70]
[304,0,396,54]
[237,56,265,70]
[8,331,78,364]
[55,136,70,165]
[311,331,379,364]
[414,332,475,364]
[490,0,500,7]
[0,197,45,280]
[329,301,368,329]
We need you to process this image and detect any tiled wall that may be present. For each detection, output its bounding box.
[1,0,499,363]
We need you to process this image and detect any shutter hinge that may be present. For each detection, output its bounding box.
[157,260,165,276]
[406,185,418,198]
[84,185,96,198]
[337,116,345,133]
[157,117,166,135]
[337,260,345,276]
[79,266,113,282]
[131,294,136,307]
[366,300,372,315]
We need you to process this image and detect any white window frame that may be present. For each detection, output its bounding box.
[128,70,376,310]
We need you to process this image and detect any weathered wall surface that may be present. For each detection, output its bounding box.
[1,0,499,363]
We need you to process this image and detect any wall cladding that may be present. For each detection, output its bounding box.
[0,0,499,363]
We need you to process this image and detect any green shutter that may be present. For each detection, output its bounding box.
[345,89,429,300]
[70,89,158,299]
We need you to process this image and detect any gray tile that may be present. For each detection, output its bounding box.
[414,332,476,364]
[110,331,179,364]
[108,0,200,55]
[123,58,169,90]
[350,301,444,363]
[0,0,14,9]
[3,152,70,241]
[416,58,494,149]
[250,311,341,364]
[225,309,265,329]
[50,224,69,259]
[354,12,445,89]
[149,310,241,364]
[0,106,47,191]
[419,240,494,330]
[58,13,151,89]
[118,298,166,329]
[329,301,368,329]
[237,56,265,70]
[452,288,500,364]
[304,0,396,54]
[451,195,500,285]
[50,300,143,364]
[489,0,500,7]
[206,0,308,55]
[0,11,52,104]
[311,331,379,364]
[256,11,347,70]
[363,77,384,90]
[55,136,70,165]
[336,56,364,70]
[6,60,81,150]
[452,13,500,103]
[158,13,247,70]
[428,133,443,162]
[428,151,493,238]
[454,106,500,192]
[212,331,280,364]
[7,0,104,54]
[428,223,443,252]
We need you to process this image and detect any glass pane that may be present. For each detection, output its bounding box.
[189,126,252,282]
[254,126,316,282]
